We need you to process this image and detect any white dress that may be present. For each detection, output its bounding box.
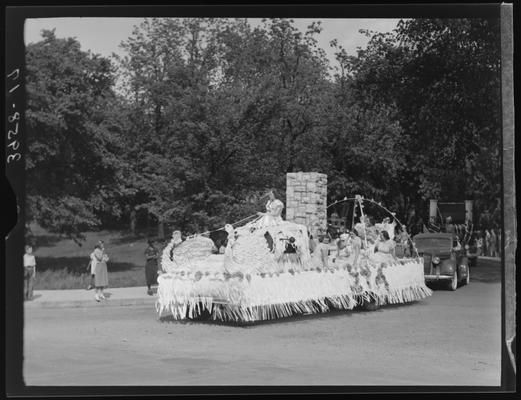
[255,199,284,228]
[370,240,396,265]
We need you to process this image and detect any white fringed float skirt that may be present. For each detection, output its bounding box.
[155,257,432,324]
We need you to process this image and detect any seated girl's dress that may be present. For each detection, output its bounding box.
[370,240,396,265]
[255,199,284,228]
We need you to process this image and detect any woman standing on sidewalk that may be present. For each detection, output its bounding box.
[489,228,497,257]
[144,239,158,295]
[497,229,502,257]
[485,229,491,256]
[93,243,109,301]
[476,231,484,256]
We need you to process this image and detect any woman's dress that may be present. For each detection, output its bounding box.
[94,248,109,287]
[145,246,159,287]
[489,232,497,255]
[370,240,396,265]
[255,199,284,228]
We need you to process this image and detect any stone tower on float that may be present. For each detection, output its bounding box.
[285,172,327,239]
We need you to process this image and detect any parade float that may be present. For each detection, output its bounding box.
[156,193,432,324]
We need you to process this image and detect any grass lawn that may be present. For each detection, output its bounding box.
[30,224,161,290]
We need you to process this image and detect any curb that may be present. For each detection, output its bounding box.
[24,297,157,309]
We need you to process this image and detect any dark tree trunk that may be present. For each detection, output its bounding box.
[158,219,165,240]
[130,209,137,236]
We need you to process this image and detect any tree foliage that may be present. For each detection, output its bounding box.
[341,19,501,218]
[25,18,502,239]
[25,30,126,241]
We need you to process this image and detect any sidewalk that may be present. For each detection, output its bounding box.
[478,256,501,261]
[24,286,158,309]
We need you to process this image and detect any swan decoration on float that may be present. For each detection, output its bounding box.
[156,192,432,324]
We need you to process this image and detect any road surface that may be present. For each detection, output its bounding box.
[23,259,501,386]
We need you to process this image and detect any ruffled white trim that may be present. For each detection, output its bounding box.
[156,258,432,323]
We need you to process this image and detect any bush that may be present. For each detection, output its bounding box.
[33,267,147,290]
[34,269,91,290]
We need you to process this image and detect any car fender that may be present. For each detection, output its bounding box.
[440,259,456,276]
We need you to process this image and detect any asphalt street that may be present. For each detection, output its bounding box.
[23,259,501,386]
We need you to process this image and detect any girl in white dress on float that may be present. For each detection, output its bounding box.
[255,189,284,228]
[371,230,396,265]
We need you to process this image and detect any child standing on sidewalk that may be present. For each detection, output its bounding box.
[86,246,97,290]
[23,245,36,301]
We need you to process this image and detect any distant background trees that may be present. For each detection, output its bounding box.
[25,18,502,241]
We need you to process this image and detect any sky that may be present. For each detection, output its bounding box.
[24,17,401,67]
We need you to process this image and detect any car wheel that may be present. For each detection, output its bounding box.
[448,271,458,291]
[458,267,470,288]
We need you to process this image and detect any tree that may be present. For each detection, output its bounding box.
[116,18,227,238]
[342,19,501,221]
[25,30,125,241]
[116,18,334,236]
[26,19,501,240]
[324,35,406,216]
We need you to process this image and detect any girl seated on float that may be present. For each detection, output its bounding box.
[375,231,395,254]
[371,230,396,265]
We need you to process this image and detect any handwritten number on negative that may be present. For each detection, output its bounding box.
[9,84,20,93]
[7,140,20,151]
[6,71,21,164]
[8,123,19,140]
[7,69,20,80]
[7,69,20,93]
[8,112,20,123]
[7,153,21,163]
